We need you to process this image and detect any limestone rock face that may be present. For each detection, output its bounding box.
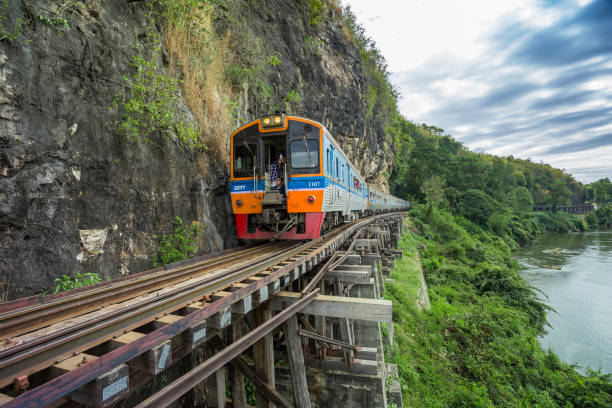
[0,0,394,299]
[0,1,235,299]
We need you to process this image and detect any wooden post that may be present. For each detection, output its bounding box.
[231,319,248,408]
[335,282,354,364]
[205,345,226,408]
[254,302,275,408]
[285,315,311,408]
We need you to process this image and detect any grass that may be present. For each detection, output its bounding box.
[165,3,235,161]
[386,230,423,309]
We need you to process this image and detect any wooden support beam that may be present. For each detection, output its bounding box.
[272,292,392,322]
[205,345,226,408]
[208,307,232,329]
[355,346,378,361]
[355,239,379,251]
[306,356,379,375]
[230,319,247,408]
[285,315,311,408]
[49,354,129,408]
[110,332,171,375]
[211,291,252,314]
[240,277,270,305]
[152,313,208,352]
[182,301,205,315]
[325,269,371,284]
[333,281,354,365]
[254,303,275,408]
[335,264,372,272]
[209,337,291,408]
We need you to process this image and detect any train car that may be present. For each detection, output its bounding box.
[230,114,409,240]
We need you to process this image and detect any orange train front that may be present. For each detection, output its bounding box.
[230,114,409,240]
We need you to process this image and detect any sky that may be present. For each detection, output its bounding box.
[344,0,612,183]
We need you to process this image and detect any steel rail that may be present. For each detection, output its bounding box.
[0,242,285,339]
[301,227,365,294]
[0,241,310,387]
[297,328,357,351]
[0,242,292,359]
[134,289,321,408]
[0,241,267,315]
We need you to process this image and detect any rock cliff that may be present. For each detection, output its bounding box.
[0,0,396,299]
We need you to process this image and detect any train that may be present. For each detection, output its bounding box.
[229,114,410,240]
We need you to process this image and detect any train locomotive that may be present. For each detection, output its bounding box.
[230,114,410,240]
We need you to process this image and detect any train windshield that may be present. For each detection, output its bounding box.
[290,139,319,168]
[234,142,257,178]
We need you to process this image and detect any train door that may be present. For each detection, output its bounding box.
[262,136,287,192]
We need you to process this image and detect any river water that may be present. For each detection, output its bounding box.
[515,231,612,374]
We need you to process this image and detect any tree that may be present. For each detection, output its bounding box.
[457,189,502,226]
[421,176,446,217]
[547,179,572,212]
[507,186,534,214]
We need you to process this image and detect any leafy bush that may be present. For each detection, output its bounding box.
[457,189,502,227]
[152,217,204,267]
[54,272,102,293]
[114,51,202,149]
[309,0,324,25]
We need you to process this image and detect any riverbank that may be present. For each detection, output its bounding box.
[385,208,612,407]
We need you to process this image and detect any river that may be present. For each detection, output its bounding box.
[515,231,612,374]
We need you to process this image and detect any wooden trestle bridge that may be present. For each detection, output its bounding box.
[0,213,406,408]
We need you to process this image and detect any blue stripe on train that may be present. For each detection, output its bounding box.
[231,177,368,199]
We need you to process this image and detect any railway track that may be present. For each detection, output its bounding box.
[0,239,310,388]
[0,213,404,407]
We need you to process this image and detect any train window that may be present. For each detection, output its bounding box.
[335,158,339,179]
[291,139,319,168]
[326,149,330,173]
[234,143,257,178]
[342,164,345,182]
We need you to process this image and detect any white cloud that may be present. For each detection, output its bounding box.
[344,0,612,183]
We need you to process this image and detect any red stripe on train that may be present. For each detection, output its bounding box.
[235,213,326,240]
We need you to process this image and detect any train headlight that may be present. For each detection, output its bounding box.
[261,113,286,129]
[308,195,316,203]
[236,199,243,207]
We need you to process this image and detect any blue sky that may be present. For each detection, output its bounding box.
[345,0,612,183]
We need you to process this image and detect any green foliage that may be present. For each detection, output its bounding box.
[585,178,612,204]
[245,378,256,405]
[147,0,203,22]
[114,51,202,149]
[506,186,534,214]
[421,175,445,216]
[308,0,324,25]
[456,189,502,227]
[547,179,572,211]
[284,89,302,103]
[386,209,612,407]
[305,35,323,55]
[152,217,204,267]
[267,54,281,67]
[54,272,102,294]
[37,13,69,31]
[0,0,22,43]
